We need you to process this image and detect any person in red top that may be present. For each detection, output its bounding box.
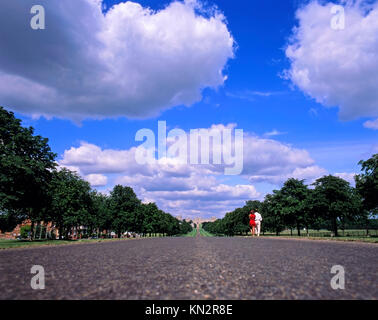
[249,209,256,236]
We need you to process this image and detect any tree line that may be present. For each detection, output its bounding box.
[203,156,378,237]
[0,106,192,239]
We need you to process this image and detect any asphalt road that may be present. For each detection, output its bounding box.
[0,236,377,299]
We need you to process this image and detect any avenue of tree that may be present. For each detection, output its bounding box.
[1,106,377,240]
[203,155,378,237]
[0,107,192,239]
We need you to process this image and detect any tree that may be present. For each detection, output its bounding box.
[177,219,193,236]
[280,178,310,236]
[356,154,378,215]
[311,175,362,236]
[202,200,261,236]
[141,202,159,236]
[261,191,286,235]
[355,154,378,234]
[48,169,92,239]
[163,213,180,236]
[0,210,21,233]
[245,200,262,212]
[0,106,57,238]
[109,185,141,238]
[90,191,112,237]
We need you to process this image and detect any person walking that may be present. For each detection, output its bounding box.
[254,210,262,237]
[249,210,256,236]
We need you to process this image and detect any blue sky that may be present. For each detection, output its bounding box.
[2,0,377,219]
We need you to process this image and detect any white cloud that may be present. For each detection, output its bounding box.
[60,142,148,175]
[248,165,327,185]
[58,124,329,218]
[58,139,259,219]
[263,129,287,137]
[0,0,234,120]
[309,108,319,118]
[334,172,356,185]
[285,0,378,120]
[84,174,108,187]
[240,134,320,184]
[226,90,284,102]
[363,118,378,130]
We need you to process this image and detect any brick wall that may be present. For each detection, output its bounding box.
[0,220,56,239]
[0,220,32,239]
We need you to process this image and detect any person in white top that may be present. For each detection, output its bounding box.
[254,211,262,236]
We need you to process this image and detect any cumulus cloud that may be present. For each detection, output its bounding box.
[59,140,259,219]
[248,165,328,185]
[285,0,378,121]
[334,172,356,185]
[363,118,378,130]
[263,129,287,137]
[58,124,330,218]
[84,174,108,187]
[226,90,284,102]
[0,0,234,120]
[240,133,321,184]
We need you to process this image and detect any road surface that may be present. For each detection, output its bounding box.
[0,236,377,299]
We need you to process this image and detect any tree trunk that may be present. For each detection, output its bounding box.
[39,222,43,239]
[366,216,369,236]
[297,223,301,236]
[332,216,338,237]
[30,221,35,241]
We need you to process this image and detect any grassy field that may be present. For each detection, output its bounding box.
[243,229,378,243]
[199,224,214,237]
[0,230,201,248]
[0,237,140,250]
[3,228,375,248]
[263,229,378,238]
[181,229,198,237]
[260,235,378,243]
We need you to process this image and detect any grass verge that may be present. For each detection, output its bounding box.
[240,235,378,244]
[199,224,214,237]
[181,229,198,237]
[0,237,136,250]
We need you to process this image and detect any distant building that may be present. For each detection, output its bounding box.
[0,219,32,239]
[0,220,57,240]
[193,216,217,226]
[0,223,22,240]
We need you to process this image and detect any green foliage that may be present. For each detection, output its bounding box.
[2,106,376,240]
[0,211,22,233]
[48,168,93,239]
[310,175,363,236]
[356,154,378,215]
[0,107,188,240]
[20,225,31,239]
[279,179,311,235]
[203,202,258,236]
[90,191,112,233]
[204,174,369,237]
[109,185,141,237]
[260,191,286,235]
[179,219,193,235]
[0,106,57,231]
